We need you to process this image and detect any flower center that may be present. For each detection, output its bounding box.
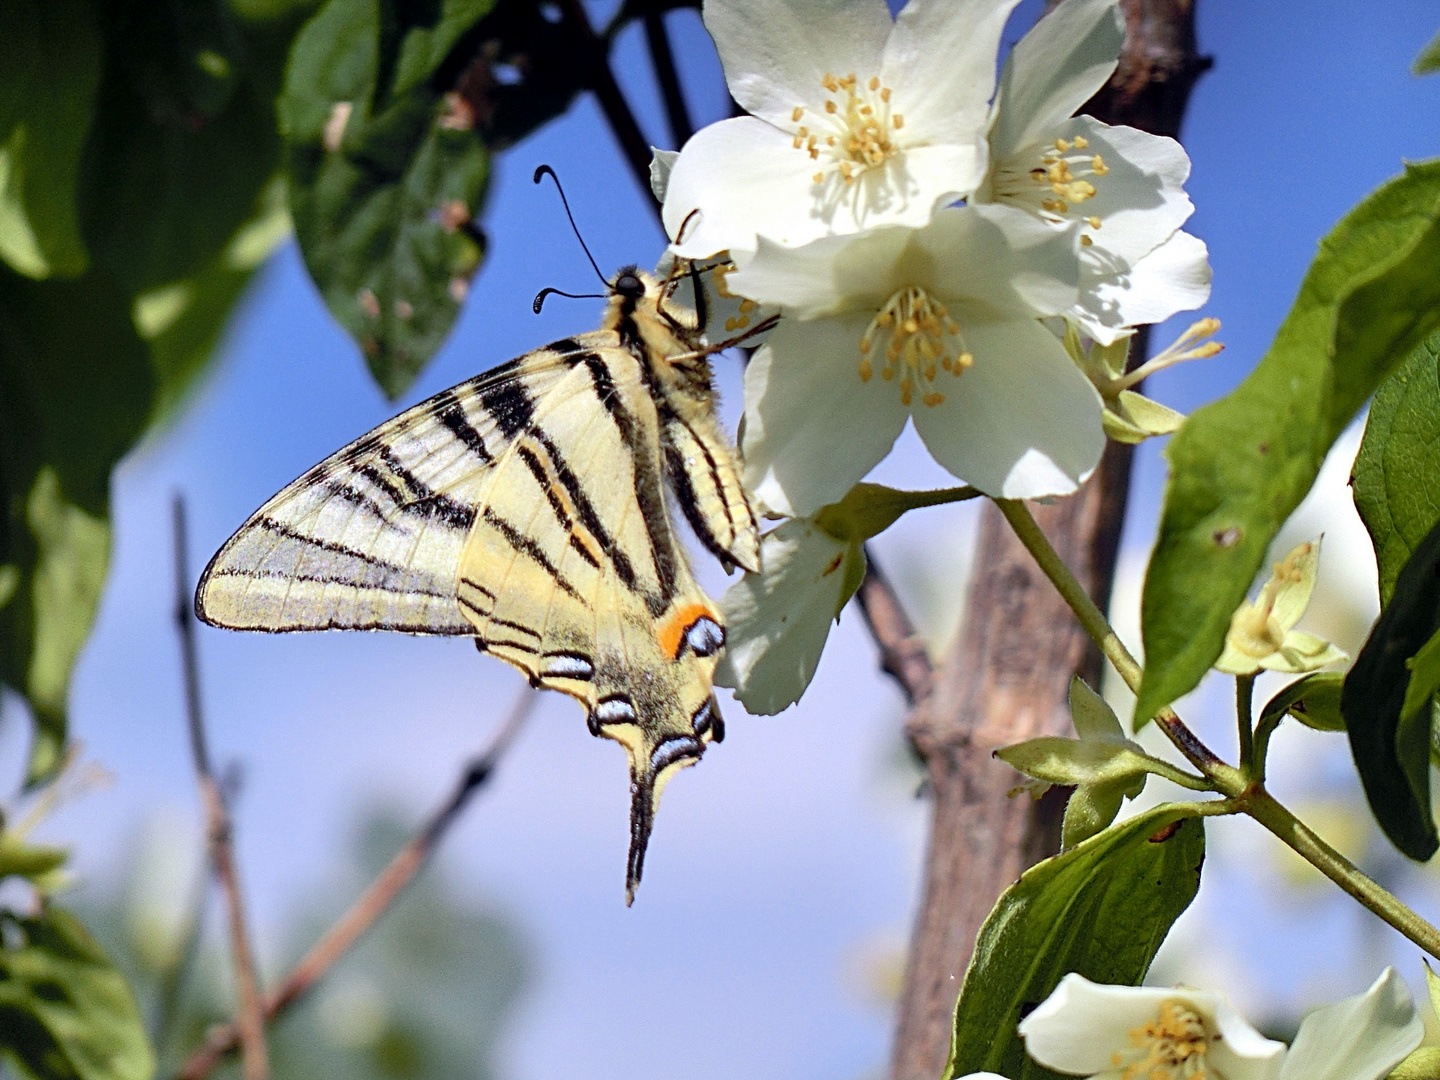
[995,136,1110,246]
[790,73,904,188]
[857,286,970,408]
[1114,1001,1210,1080]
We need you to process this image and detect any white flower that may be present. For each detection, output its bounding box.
[729,205,1104,515]
[974,0,1211,344]
[661,0,1022,260]
[1018,973,1286,1080]
[1017,970,1420,1080]
[1215,538,1348,677]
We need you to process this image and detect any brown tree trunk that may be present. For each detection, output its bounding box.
[884,4,1210,1077]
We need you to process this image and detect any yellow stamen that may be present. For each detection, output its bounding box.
[792,106,804,122]
[1120,1001,1210,1080]
[868,76,879,90]
[857,285,973,406]
[893,114,904,129]
[1073,135,1088,149]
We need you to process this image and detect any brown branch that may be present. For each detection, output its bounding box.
[643,9,694,150]
[855,548,934,707]
[172,497,269,1080]
[174,688,536,1080]
[559,0,661,220]
[887,1,1210,1074]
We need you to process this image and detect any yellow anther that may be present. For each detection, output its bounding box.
[957,352,974,369]
[1073,135,1088,149]
[793,135,804,149]
[798,126,809,138]
[881,367,895,381]
[812,171,823,183]
[922,391,945,407]
[900,379,912,405]
[825,99,837,113]
[1092,154,1109,174]
[725,317,740,332]
[1055,137,1071,152]
[792,106,804,122]
[880,86,891,102]
[1087,216,1101,228]
[893,114,904,129]
[1081,234,1094,246]
[868,76,880,90]
[738,298,756,314]
[858,357,873,381]
[735,315,750,329]
[859,337,872,354]
[822,73,838,91]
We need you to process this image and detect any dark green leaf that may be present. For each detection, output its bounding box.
[944,804,1205,1080]
[1341,519,1440,860]
[0,906,153,1080]
[283,0,495,397]
[78,0,292,294]
[1259,671,1347,733]
[0,268,154,783]
[1404,627,1440,725]
[1415,28,1440,75]
[0,0,102,279]
[1353,332,1440,606]
[1136,159,1440,727]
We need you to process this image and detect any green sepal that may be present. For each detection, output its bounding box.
[813,481,978,545]
[944,803,1206,1080]
[1415,27,1440,75]
[1259,671,1346,733]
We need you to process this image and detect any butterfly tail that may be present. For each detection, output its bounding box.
[625,771,657,907]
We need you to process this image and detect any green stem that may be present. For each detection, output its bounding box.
[1236,674,1256,778]
[995,497,1440,961]
[1141,756,1218,793]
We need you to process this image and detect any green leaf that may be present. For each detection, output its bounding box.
[1136,159,1440,727]
[282,0,495,397]
[944,803,1205,1080]
[0,0,102,279]
[0,267,153,784]
[1415,27,1440,75]
[1403,626,1440,726]
[1259,671,1347,733]
[78,0,291,295]
[0,906,154,1080]
[1353,332,1440,606]
[1341,519,1440,860]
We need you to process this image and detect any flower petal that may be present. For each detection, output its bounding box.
[884,0,1021,146]
[1074,229,1212,345]
[705,0,892,128]
[1214,639,1264,677]
[989,0,1124,160]
[741,315,909,517]
[1068,117,1195,265]
[650,147,679,203]
[1020,975,1286,1080]
[960,202,1082,316]
[1262,632,1348,674]
[1269,538,1321,631]
[664,117,838,258]
[1278,968,1422,1080]
[726,226,911,317]
[714,519,860,715]
[911,313,1103,498]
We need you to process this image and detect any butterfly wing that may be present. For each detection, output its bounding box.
[195,335,606,633]
[197,334,726,903]
[457,346,726,903]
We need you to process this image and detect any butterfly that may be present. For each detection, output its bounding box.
[195,262,770,903]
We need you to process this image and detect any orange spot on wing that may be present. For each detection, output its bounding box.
[657,600,717,660]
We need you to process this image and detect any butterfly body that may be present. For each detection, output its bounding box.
[196,267,759,902]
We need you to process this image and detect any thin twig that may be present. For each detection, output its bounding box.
[172,496,269,1080]
[643,9,693,149]
[174,689,536,1080]
[855,549,934,706]
[559,0,661,218]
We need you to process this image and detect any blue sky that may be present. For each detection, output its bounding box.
[4,2,1440,1078]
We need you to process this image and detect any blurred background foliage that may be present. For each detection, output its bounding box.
[0,0,673,1073]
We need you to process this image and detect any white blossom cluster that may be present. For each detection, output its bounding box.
[656,0,1212,711]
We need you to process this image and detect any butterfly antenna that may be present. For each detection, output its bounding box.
[534,164,607,286]
[533,286,605,314]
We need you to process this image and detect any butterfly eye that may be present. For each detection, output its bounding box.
[614,271,645,299]
[684,616,725,657]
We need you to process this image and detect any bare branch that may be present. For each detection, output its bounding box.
[643,10,694,149]
[174,689,536,1080]
[172,496,269,1080]
[558,0,661,218]
[854,549,934,707]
